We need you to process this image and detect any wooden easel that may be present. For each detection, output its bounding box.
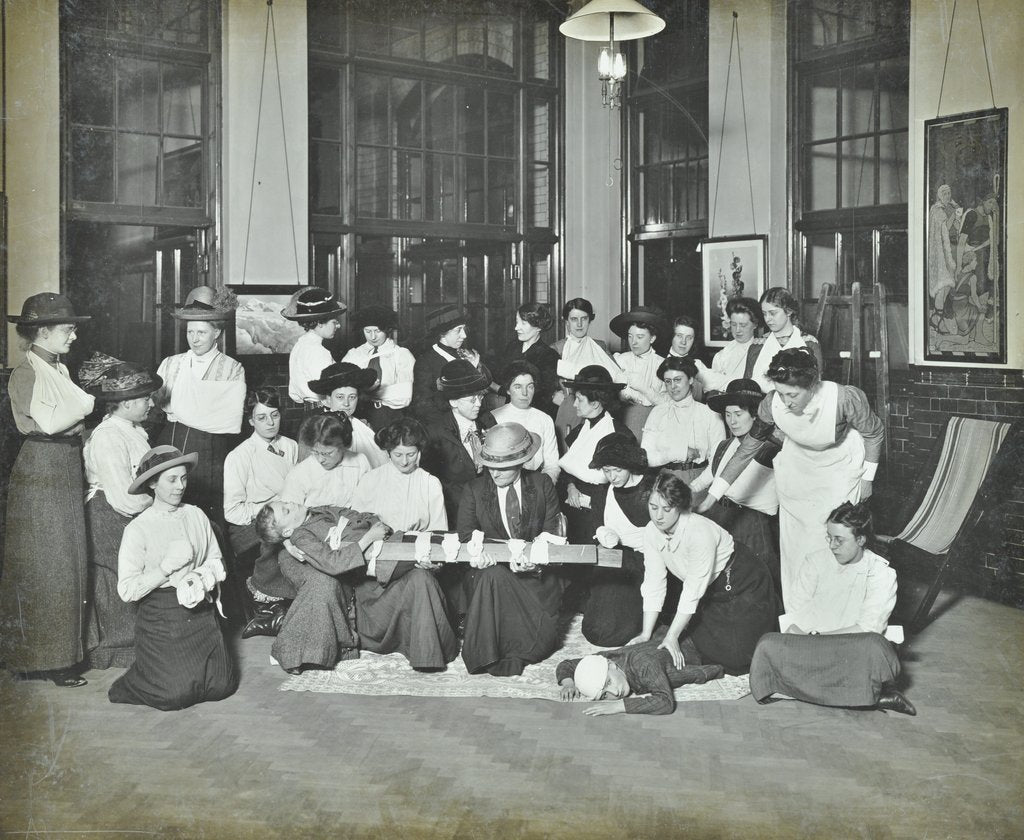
[811,281,893,466]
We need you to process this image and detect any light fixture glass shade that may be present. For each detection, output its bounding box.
[598,47,613,78]
[611,52,626,80]
[559,0,666,42]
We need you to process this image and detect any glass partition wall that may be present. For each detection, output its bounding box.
[308,0,564,356]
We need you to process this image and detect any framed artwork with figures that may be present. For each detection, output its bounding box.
[701,235,768,347]
[923,108,1007,364]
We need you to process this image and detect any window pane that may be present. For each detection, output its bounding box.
[879,229,908,296]
[70,51,114,126]
[162,137,202,207]
[310,65,341,141]
[117,132,159,205]
[487,159,514,225]
[803,232,837,297]
[354,10,389,55]
[526,164,549,228]
[805,0,841,48]
[878,132,907,204]
[456,20,487,70]
[308,0,343,49]
[841,138,876,207]
[355,74,389,145]
[878,58,909,131]
[525,19,551,80]
[464,158,485,223]
[526,98,550,164]
[398,150,423,220]
[458,89,485,155]
[488,92,515,158]
[71,128,114,202]
[353,235,398,310]
[426,84,455,151]
[117,58,160,133]
[487,16,515,72]
[807,71,838,140]
[391,18,422,61]
[466,254,485,304]
[840,64,876,137]
[393,78,422,148]
[162,64,202,137]
[311,141,342,215]
[841,0,877,43]
[357,146,390,217]
[424,18,455,64]
[807,142,838,210]
[424,153,456,222]
[840,229,874,288]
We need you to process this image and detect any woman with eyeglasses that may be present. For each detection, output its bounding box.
[749,501,914,716]
[280,413,371,509]
[697,348,883,609]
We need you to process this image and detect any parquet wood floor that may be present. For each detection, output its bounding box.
[1,586,1022,839]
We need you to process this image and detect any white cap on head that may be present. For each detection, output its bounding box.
[574,655,610,700]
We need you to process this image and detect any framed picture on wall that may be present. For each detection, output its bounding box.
[701,235,768,347]
[228,284,318,359]
[923,107,1007,364]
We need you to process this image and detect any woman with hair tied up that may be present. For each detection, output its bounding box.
[698,347,883,608]
[749,501,915,716]
[500,302,561,420]
[748,287,824,393]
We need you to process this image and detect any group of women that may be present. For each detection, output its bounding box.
[0,283,910,718]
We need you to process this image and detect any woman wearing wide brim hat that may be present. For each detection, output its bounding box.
[579,432,654,647]
[412,304,486,425]
[304,362,388,469]
[555,365,632,544]
[109,446,238,710]
[608,305,671,441]
[341,305,417,430]
[0,293,95,687]
[691,378,781,595]
[281,287,348,406]
[155,285,245,521]
[457,422,566,677]
[80,355,164,668]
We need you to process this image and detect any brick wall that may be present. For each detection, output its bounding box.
[880,365,1024,606]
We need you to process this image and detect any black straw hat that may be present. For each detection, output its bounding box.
[307,362,379,396]
[7,292,91,325]
[588,432,648,473]
[609,305,669,340]
[424,304,468,339]
[172,285,236,321]
[436,358,492,400]
[281,287,347,323]
[559,365,625,392]
[353,305,398,332]
[80,353,163,402]
[128,446,198,495]
[706,378,765,414]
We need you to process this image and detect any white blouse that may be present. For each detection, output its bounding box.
[641,514,734,617]
[349,462,448,532]
[280,452,371,509]
[84,414,154,517]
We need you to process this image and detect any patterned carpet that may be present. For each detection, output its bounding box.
[280,613,752,701]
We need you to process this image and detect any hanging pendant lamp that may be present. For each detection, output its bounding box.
[560,0,665,109]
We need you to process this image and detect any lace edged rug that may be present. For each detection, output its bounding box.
[279,614,751,703]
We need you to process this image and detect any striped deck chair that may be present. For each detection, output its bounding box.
[877,416,1020,632]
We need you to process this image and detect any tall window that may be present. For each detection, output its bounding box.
[61,0,220,367]
[626,0,708,323]
[790,0,909,300]
[308,0,562,355]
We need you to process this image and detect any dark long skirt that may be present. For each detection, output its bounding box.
[703,500,781,598]
[582,548,644,646]
[157,422,234,521]
[109,589,237,711]
[621,404,653,444]
[272,551,359,671]
[563,477,602,544]
[461,566,566,676]
[85,492,137,669]
[749,632,900,707]
[687,542,778,676]
[0,437,88,673]
[228,522,297,601]
[355,569,458,670]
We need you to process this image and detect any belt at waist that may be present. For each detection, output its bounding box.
[663,460,708,471]
[25,434,82,446]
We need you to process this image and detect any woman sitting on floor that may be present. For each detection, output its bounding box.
[748,501,914,715]
[457,422,564,677]
[581,433,653,646]
[281,413,370,509]
[556,628,724,716]
[256,499,457,674]
[110,446,237,710]
[635,471,778,676]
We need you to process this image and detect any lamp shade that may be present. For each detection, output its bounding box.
[559,0,666,42]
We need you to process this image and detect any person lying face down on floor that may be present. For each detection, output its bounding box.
[555,628,724,716]
[255,500,458,674]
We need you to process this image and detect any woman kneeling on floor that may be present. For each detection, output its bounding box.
[110,446,238,710]
[633,471,778,676]
[748,501,915,715]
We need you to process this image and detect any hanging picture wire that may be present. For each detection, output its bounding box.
[935,0,997,117]
[240,0,301,287]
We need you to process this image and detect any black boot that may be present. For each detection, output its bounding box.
[876,685,917,716]
[241,600,289,639]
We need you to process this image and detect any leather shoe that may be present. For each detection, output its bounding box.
[49,669,88,688]
[241,602,288,639]
[876,688,916,716]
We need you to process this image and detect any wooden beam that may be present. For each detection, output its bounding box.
[376,533,623,568]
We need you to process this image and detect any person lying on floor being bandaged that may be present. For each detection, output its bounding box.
[555,628,724,716]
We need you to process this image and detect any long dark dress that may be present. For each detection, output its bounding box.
[457,470,565,676]
[582,476,654,646]
[85,493,138,668]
